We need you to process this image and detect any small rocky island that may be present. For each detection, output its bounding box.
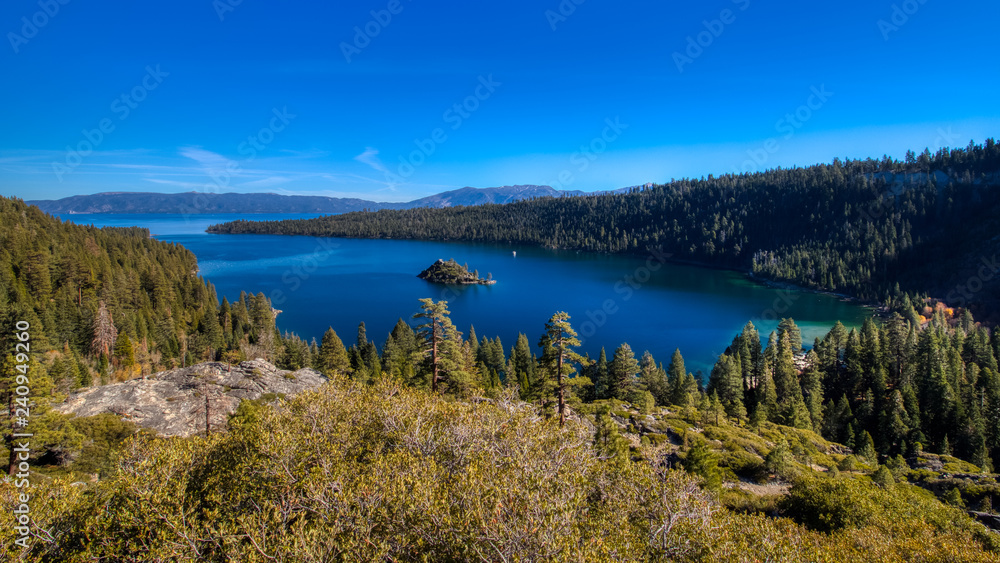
[418,258,496,285]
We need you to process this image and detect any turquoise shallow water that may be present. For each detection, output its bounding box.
[59,213,872,375]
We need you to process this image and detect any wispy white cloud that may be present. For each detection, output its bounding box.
[353,147,403,192]
[180,147,235,178]
[353,147,389,174]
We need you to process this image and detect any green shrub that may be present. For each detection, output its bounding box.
[644,432,670,447]
[871,465,894,487]
[719,487,782,515]
[941,455,982,473]
[784,475,991,550]
[4,377,998,562]
[65,413,144,478]
[721,448,763,478]
[837,455,858,472]
[765,442,794,479]
[907,467,941,482]
[683,438,722,490]
[944,487,966,508]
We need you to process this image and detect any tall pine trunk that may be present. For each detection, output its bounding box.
[558,346,565,427]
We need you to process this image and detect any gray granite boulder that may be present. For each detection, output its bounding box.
[55,359,326,437]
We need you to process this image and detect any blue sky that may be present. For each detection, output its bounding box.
[1,0,998,202]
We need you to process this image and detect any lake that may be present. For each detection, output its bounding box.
[58,213,872,375]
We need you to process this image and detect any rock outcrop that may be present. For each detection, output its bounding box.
[56,360,326,437]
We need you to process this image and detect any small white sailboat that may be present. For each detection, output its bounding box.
[512,251,517,257]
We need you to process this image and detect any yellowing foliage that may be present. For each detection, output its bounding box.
[1,376,997,562]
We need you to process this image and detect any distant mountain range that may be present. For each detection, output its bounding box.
[27,185,643,215]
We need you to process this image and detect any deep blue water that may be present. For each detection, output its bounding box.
[58,213,872,375]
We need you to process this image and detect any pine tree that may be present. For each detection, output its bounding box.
[113,330,135,369]
[219,297,233,346]
[668,348,697,407]
[858,431,877,464]
[2,356,81,472]
[708,353,745,419]
[381,318,417,377]
[468,325,479,358]
[774,332,809,428]
[800,352,824,432]
[91,301,117,358]
[609,343,639,401]
[247,293,277,360]
[639,351,669,407]
[413,299,467,394]
[755,333,779,420]
[880,389,911,455]
[733,322,762,399]
[593,404,629,459]
[538,312,587,426]
[593,347,609,400]
[709,392,725,426]
[350,322,381,380]
[683,438,721,490]
[318,327,350,376]
[510,334,537,399]
[777,318,803,356]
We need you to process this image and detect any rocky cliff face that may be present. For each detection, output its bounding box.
[56,360,326,437]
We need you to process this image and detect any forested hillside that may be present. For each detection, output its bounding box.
[210,140,1000,320]
[0,196,281,469]
[706,308,1000,472]
[0,197,283,377]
